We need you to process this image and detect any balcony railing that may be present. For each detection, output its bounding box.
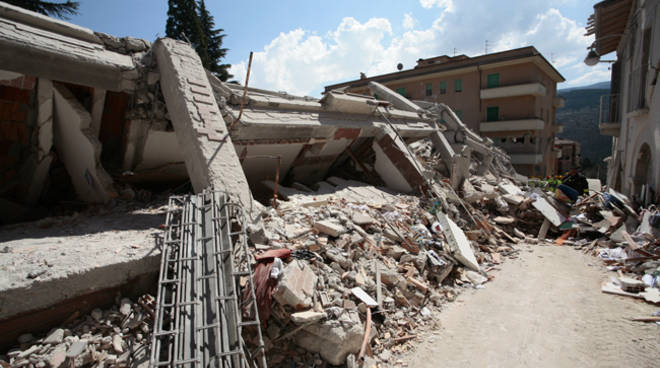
[599,94,621,124]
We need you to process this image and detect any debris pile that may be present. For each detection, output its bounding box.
[0,295,154,368]
[247,175,527,366]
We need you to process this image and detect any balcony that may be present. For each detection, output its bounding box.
[480,82,546,100]
[510,153,544,165]
[479,118,544,133]
[553,96,565,108]
[598,94,621,136]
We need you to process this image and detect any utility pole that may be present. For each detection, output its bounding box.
[485,40,489,54]
[453,47,457,56]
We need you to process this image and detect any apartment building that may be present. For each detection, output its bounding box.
[554,138,581,175]
[325,46,566,177]
[587,0,659,205]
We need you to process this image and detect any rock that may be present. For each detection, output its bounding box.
[17,345,39,359]
[66,341,87,358]
[119,298,132,316]
[273,260,318,310]
[379,349,392,362]
[465,270,488,285]
[493,216,515,225]
[290,310,327,324]
[47,344,66,368]
[43,329,64,345]
[324,248,352,269]
[314,220,346,237]
[351,212,375,225]
[112,335,123,353]
[294,319,364,365]
[386,246,406,260]
[17,333,34,344]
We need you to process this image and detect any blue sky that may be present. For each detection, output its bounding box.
[68,0,612,96]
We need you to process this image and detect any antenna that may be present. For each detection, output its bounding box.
[485,40,489,54]
[550,52,555,63]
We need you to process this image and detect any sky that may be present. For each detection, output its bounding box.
[68,0,613,97]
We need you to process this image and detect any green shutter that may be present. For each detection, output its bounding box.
[373,93,379,100]
[455,79,462,92]
[456,110,463,119]
[396,87,406,96]
[439,81,447,94]
[487,106,499,122]
[487,73,500,88]
[425,83,432,96]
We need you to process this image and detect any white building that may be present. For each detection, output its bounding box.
[586,0,660,205]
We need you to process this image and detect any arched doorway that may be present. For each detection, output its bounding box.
[633,143,652,203]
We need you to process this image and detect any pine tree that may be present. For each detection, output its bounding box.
[197,0,232,81]
[165,0,203,49]
[5,0,79,19]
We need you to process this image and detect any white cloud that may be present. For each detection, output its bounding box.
[229,2,606,96]
[419,0,455,12]
[403,13,416,30]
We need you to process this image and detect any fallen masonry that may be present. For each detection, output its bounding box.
[0,3,658,368]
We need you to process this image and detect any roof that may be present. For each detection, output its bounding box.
[324,46,565,92]
[585,0,634,55]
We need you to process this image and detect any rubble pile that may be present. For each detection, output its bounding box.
[0,295,154,368]
[247,176,527,366]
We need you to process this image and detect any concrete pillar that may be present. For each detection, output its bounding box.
[53,83,115,202]
[90,88,106,138]
[153,38,254,211]
[372,126,427,193]
[22,78,54,204]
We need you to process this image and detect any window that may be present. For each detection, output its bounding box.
[487,73,500,88]
[455,79,462,92]
[396,87,406,97]
[439,81,447,94]
[425,83,433,96]
[486,106,499,122]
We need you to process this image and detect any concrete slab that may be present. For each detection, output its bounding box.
[0,203,165,322]
[437,212,480,272]
[153,38,255,212]
[532,197,565,227]
[53,83,115,203]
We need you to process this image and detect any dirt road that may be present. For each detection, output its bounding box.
[401,243,659,368]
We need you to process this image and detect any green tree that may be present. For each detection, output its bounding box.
[165,0,203,47]
[197,0,232,81]
[165,0,232,81]
[5,0,79,19]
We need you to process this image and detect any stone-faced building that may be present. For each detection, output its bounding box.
[587,0,660,205]
[325,46,566,177]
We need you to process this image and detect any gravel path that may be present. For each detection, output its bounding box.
[400,243,660,368]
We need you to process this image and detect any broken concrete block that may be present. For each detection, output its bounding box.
[532,197,566,227]
[437,212,480,272]
[43,328,64,345]
[53,84,115,202]
[66,340,87,358]
[351,212,375,225]
[273,260,317,309]
[153,38,254,211]
[47,344,66,368]
[290,310,326,324]
[494,216,515,225]
[314,220,346,237]
[294,319,364,365]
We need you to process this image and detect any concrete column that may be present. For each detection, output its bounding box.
[153,38,254,211]
[372,125,427,193]
[53,83,115,202]
[90,88,106,138]
[22,78,54,204]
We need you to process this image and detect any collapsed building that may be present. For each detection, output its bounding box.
[3,3,657,368]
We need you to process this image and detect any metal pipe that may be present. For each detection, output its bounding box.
[229,51,254,131]
[358,307,372,363]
